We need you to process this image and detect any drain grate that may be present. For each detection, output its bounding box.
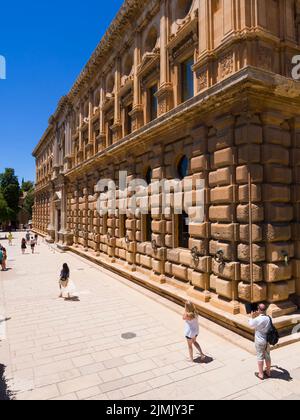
[121,332,137,340]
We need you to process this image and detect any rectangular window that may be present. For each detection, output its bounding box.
[149,85,158,122]
[178,212,189,249]
[125,104,133,135]
[181,57,194,102]
[108,119,114,146]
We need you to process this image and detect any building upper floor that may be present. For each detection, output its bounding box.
[33,0,300,189]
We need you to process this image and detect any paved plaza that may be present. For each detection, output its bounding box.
[0,233,300,401]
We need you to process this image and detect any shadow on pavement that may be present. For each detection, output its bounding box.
[194,356,214,364]
[270,366,293,382]
[0,364,14,400]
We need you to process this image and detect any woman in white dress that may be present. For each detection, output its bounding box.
[183,301,206,363]
[59,263,77,300]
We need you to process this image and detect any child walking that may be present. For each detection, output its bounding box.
[183,301,206,363]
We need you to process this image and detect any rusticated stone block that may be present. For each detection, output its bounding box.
[189,270,209,289]
[152,220,165,234]
[179,250,193,266]
[265,166,292,184]
[264,126,291,147]
[236,165,263,184]
[210,240,234,261]
[210,274,218,291]
[209,205,233,222]
[212,147,235,168]
[292,185,300,203]
[191,155,209,173]
[292,260,300,278]
[165,235,173,248]
[190,256,211,274]
[240,263,264,282]
[235,124,263,145]
[166,221,172,234]
[239,145,260,164]
[263,224,291,242]
[295,278,300,295]
[267,281,290,303]
[210,186,234,204]
[209,168,231,187]
[239,224,262,242]
[126,252,135,264]
[208,130,234,152]
[237,204,264,223]
[172,264,188,281]
[189,222,209,238]
[216,277,233,299]
[265,204,293,223]
[238,244,266,262]
[140,255,152,269]
[211,223,239,241]
[262,185,291,203]
[165,261,172,275]
[264,263,292,282]
[238,184,261,203]
[167,249,180,263]
[238,282,267,303]
[152,259,164,274]
[189,239,206,255]
[212,260,240,281]
[266,242,294,263]
[262,145,289,165]
[126,219,136,230]
[288,279,296,295]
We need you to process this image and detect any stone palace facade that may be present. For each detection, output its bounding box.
[33,0,300,336]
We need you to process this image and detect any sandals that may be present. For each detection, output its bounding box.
[255,373,264,381]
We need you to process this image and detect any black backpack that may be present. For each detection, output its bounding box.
[266,316,279,346]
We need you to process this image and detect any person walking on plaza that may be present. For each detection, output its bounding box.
[0,246,4,271]
[34,233,38,245]
[59,263,76,300]
[26,231,30,244]
[183,301,206,363]
[30,237,36,254]
[8,232,13,246]
[1,247,7,271]
[249,303,273,380]
[21,238,27,255]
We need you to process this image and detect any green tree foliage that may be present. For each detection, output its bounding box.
[21,180,34,193]
[0,168,20,222]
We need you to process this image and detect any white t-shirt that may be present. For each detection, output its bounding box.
[249,315,271,344]
[184,317,199,339]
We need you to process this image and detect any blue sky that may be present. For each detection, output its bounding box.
[0,0,123,182]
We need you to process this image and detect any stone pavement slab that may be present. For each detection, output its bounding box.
[0,233,300,400]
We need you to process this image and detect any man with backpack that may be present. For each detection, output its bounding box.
[249,303,279,380]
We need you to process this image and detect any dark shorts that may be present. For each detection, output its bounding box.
[186,335,198,341]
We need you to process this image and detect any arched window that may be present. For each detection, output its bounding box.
[177,156,189,180]
[123,54,133,77]
[145,27,158,54]
[176,0,193,20]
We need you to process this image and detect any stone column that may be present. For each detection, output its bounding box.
[131,30,143,131]
[156,0,173,116]
[47,184,55,243]
[111,58,122,143]
[292,117,300,307]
